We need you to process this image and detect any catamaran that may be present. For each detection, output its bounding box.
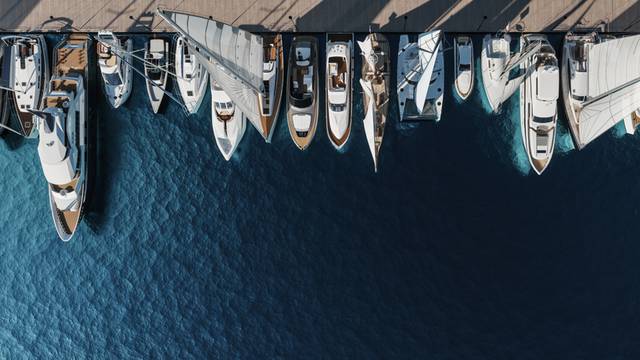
[96,31,132,109]
[561,33,640,149]
[481,33,540,113]
[286,36,319,150]
[33,34,90,241]
[175,36,208,114]
[359,32,390,172]
[257,34,284,142]
[3,34,49,137]
[211,79,245,160]
[156,8,266,150]
[397,30,444,121]
[454,36,474,100]
[519,34,559,175]
[144,37,169,113]
[325,33,353,150]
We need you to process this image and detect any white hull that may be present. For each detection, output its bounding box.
[97,32,133,109]
[144,38,169,114]
[454,36,474,100]
[211,80,245,161]
[325,33,353,150]
[481,34,523,113]
[175,36,208,114]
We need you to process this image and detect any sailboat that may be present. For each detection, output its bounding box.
[33,34,91,241]
[175,35,208,114]
[211,79,245,160]
[257,34,284,142]
[454,36,474,100]
[96,31,133,109]
[481,33,541,113]
[561,33,640,149]
[519,34,559,175]
[156,8,265,146]
[3,34,49,137]
[144,37,169,113]
[286,36,319,150]
[359,33,390,172]
[326,33,353,150]
[397,30,444,121]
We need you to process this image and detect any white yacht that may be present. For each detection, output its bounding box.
[325,33,353,150]
[397,30,443,121]
[34,34,90,241]
[144,38,169,113]
[454,36,474,100]
[481,33,540,113]
[175,36,208,114]
[3,35,49,137]
[519,34,559,175]
[256,34,284,142]
[286,36,319,150]
[96,31,132,109]
[359,32,390,172]
[211,80,245,161]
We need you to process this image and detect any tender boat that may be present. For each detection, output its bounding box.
[481,33,540,113]
[325,33,353,150]
[454,36,474,100]
[358,33,390,172]
[286,36,319,150]
[211,79,245,160]
[519,34,559,175]
[175,35,208,114]
[256,34,284,142]
[96,31,132,109]
[397,30,444,121]
[3,35,49,137]
[33,34,90,241]
[562,33,640,149]
[144,38,169,113]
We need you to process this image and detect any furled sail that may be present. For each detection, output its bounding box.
[157,8,263,125]
[578,34,640,146]
[415,31,441,113]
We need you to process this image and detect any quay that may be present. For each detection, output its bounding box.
[1,0,640,33]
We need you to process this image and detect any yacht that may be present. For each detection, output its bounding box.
[286,36,319,150]
[0,44,9,135]
[358,33,390,172]
[397,30,444,121]
[325,33,353,150]
[96,31,132,109]
[519,34,559,175]
[3,35,49,137]
[256,34,284,142]
[34,34,90,241]
[211,79,245,160]
[562,33,640,149]
[175,36,208,114]
[482,33,540,113]
[454,36,474,100]
[144,38,169,113]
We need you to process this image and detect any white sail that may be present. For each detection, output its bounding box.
[415,31,441,113]
[360,78,377,166]
[358,39,376,69]
[579,35,640,145]
[157,8,263,125]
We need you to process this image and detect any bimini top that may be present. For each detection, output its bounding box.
[578,34,640,146]
[157,8,263,126]
[36,108,76,185]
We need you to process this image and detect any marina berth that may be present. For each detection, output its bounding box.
[144,37,169,114]
[519,34,559,175]
[3,34,49,137]
[359,32,390,172]
[34,34,91,241]
[454,35,474,100]
[257,34,284,143]
[562,33,640,149]
[175,35,208,114]
[286,36,319,150]
[325,33,353,150]
[397,30,444,121]
[96,31,133,109]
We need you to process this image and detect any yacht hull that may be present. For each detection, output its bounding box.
[326,33,353,150]
[258,34,284,143]
[454,36,474,100]
[175,36,208,115]
[144,38,169,114]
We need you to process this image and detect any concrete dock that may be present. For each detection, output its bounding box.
[1,0,640,33]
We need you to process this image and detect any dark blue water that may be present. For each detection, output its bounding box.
[0,33,639,358]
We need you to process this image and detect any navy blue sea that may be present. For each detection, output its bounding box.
[0,33,639,358]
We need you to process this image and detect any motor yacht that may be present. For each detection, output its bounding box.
[96,31,132,109]
[211,79,245,160]
[325,33,353,150]
[454,35,474,100]
[286,36,319,150]
[144,38,169,113]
